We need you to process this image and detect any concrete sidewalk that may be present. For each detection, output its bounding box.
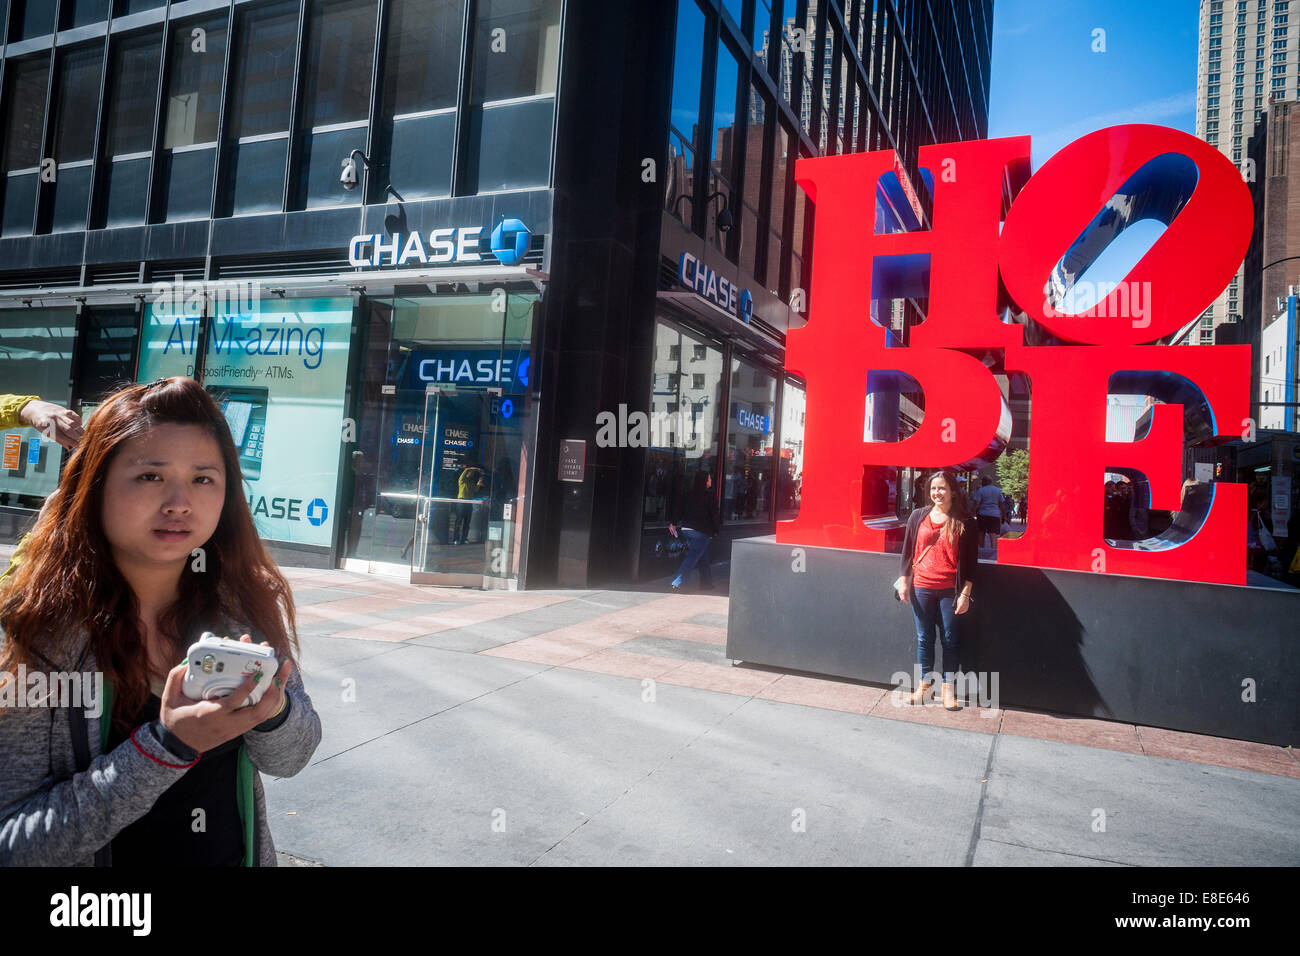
[258,565,1298,867]
[2,542,1295,865]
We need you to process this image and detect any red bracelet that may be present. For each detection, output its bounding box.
[130,726,200,769]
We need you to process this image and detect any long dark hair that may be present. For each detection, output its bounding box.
[926,470,971,550]
[0,377,299,735]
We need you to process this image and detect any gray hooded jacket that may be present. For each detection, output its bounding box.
[0,621,320,866]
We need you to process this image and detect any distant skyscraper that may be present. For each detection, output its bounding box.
[1193,0,1296,344]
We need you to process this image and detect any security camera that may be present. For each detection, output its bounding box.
[340,155,359,190]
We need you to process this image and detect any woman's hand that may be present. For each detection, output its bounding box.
[19,399,84,449]
[955,592,972,615]
[159,634,292,753]
[894,577,909,602]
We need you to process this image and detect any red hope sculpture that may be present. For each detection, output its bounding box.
[777,124,1253,586]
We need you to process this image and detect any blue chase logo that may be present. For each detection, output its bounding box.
[490,218,532,266]
[306,497,329,527]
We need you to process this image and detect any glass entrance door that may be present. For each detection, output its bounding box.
[411,384,513,587]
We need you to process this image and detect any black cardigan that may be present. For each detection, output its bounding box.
[898,507,980,594]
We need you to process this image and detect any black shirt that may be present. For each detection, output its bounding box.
[105,694,244,867]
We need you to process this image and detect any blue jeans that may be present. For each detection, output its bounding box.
[671,529,713,588]
[910,586,960,683]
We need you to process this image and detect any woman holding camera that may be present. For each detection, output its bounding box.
[0,377,320,866]
[893,470,979,710]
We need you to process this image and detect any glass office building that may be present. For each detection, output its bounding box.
[0,0,992,589]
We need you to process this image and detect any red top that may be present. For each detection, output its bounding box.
[912,514,958,589]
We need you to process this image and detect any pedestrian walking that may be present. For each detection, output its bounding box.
[0,376,320,866]
[971,475,1005,548]
[668,471,719,591]
[894,470,979,710]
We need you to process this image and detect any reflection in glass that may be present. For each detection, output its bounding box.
[778,380,805,519]
[48,45,102,232]
[15,1,55,40]
[642,320,723,578]
[373,0,464,200]
[65,0,110,28]
[708,43,740,254]
[345,291,536,587]
[226,139,290,216]
[1,56,49,237]
[667,0,707,225]
[465,98,554,193]
[104,157,151,228]
[160,15,226,221]
[0,309,75,506]
[724,357,776,524]
[222,1,298,215]
[100,33,161,227]
[464,0,560,193]
[740,84,766,281]
[297,0,377,208]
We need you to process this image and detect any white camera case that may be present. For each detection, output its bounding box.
[182,632,278,707]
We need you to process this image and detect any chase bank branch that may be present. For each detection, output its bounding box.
[0,0,992,589]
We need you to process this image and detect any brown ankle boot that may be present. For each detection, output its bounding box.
[905,680,933,705]
[942,682,959,710]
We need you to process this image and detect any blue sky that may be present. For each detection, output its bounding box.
[989,0,1199,168]
[989,1,1200,298]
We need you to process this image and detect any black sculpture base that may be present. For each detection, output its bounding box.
[725,536,1299,747]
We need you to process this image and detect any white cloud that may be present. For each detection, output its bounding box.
[1031,90,1197,163]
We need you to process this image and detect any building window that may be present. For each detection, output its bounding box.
[667,0,708,228]
[10,1,56,41]
[707,40,742,258]
[62,0,111,29]
[0,308,76,506]
[752,0,773,61]
[46,45,103,234]
[294,0,379,210]
[739,84,768,281]
[0,56,49,238]
[463,0,561,193]
[220,1,299,216]
[158,16,228,223]
[98,32,162,229]
[372,0,464,202]
[766,123,790,297]
[723,356,777,524]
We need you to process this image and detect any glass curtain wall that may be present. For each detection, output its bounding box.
[739,82,767,282]
[642,318,724,578]
[777,378,804,520]
[667,0,707,226]
[372,0,465,202]
[0,308,76,508]
[708,41,740,255]
[0,56,49,238]
[48,45,103,233]
[723,356,776,524]
[464,0,561,193]
[100,32,162,228]
[11,1,55,41]
[345,290,537,585]
[159,15,228,222]
[296,0,379,209]
[221,1,299,216]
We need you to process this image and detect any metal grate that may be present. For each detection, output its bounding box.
[146,260,206,282]
[0,269,81,290]
[89,266,141,285]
